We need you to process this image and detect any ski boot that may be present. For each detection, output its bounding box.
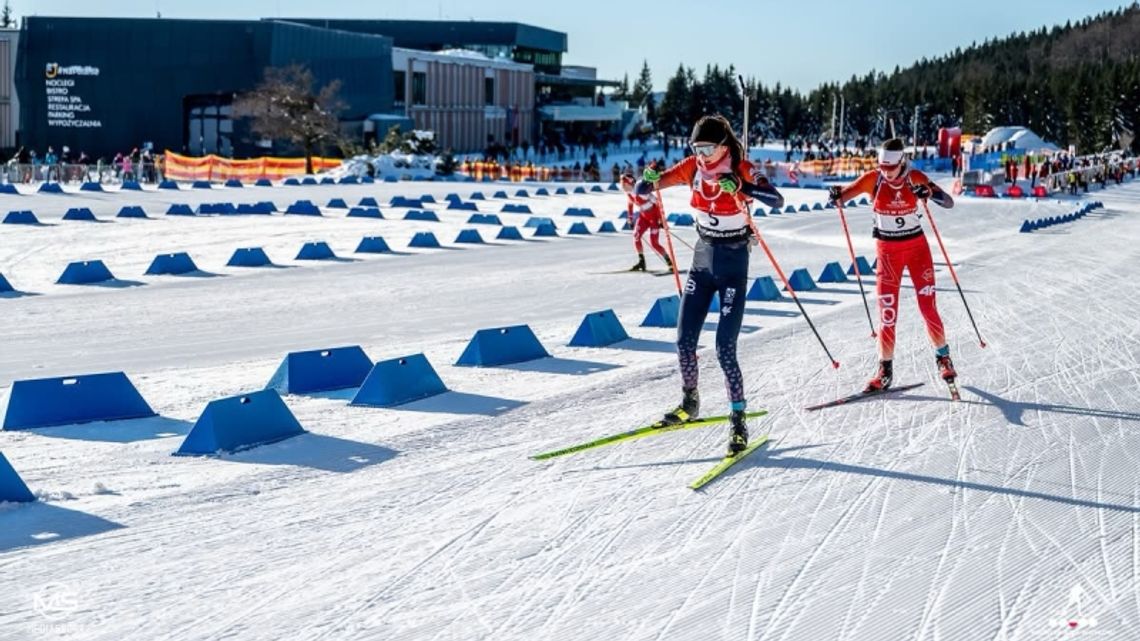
[862,360,893,394]
[727,410,749,456]
[662,253,674,271]
[660,388,700,426]
[936,352,960,400]
[629,254,647,272]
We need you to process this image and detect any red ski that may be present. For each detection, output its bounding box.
[804,382,925,412]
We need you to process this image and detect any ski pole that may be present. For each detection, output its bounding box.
[739,194,840,369]
[834,199,876,337]
[667,229,694,250]
[920,198,987,348]
[654,183,684,295]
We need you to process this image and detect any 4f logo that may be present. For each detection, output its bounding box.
[917,285,936,297]
[723,288,737,304]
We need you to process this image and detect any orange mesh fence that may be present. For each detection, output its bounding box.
[163,151,342,182]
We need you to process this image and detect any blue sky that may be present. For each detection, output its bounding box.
[18,0,1135,92]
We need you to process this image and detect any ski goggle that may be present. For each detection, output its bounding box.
[690,142,723,157]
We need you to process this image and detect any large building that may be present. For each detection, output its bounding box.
[13,16,627,158]
[15,17,392,159]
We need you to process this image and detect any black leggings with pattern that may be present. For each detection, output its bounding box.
[676,238,750,404]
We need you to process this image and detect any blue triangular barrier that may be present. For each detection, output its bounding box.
[817,261,848,283]
[555,187,568,195]
[598,221,617,233]
[845,200,857,208]
[192,180,212,189]
[565,207,595,217]
[0,453,35,502]
[0,272,13,293]
[227,247,273,267]
[174,389,305,456]
[255,178,273,186]
[497,226,523,240]
[296,241,336,260]
[2,372,156,430]
[158,180,179,190]
[469,191,486,200]
[798,204,811,212]
[320,177,335,185]
[812,203,824,211]
[57,260,115,285]
[350,354,449,407]
[145,252,198,275]
[3,211,40,225]
[359,197,379,207]
[641,295,681,327]
[383,176,398,183]
[166,204,195,216]
[784,205,796,213]
[38,182,64,194]
[266,346,373,395]
[63,207,97,221]
[339,176,359,184]
[0,451,34,501]
[356,236,391,253]
[746,276,781,301]
[419,194,436,203]
[80,182,103,192]
[672,214,695,226]
[120,181,142,191]
[847,256,873,275]
[573,186,587,194]
[0,183,18,194]
[502,204,532,213]
[284,178,300,186]
[409,232,441,248]
[608,183,619,191]
[859,197,869,205]
[404,210,441,221]
[786,268,817,291]
[568,222,591,235]
[455,229,485,244]
[622,221,633,231]
[235,203,273,215]
[493,190,509,199]
[445,193,461,202]
[447,200,478,211]
[285,200,321,216]
[225,179,244,188]
[708,292,721,312]
[457,325,550,366]
[769,207,782,215]
[515,189,529,197]
[533,223,558,237]
[591,185,604,193]
[535,188,550,196]
[347,207,383,219]
[327,198,348,209]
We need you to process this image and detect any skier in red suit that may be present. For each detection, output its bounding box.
[829,138,958,393]
[621,172,672,271]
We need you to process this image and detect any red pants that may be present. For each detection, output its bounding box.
[633,217,666,256]
[875,235,947,360]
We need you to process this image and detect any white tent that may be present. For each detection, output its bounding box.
[980,126,1059,152]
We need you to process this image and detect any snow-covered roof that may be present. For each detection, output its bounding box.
[391,47,532,72]
[980,126,1059,152]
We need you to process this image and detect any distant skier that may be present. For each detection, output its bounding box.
[641,114,784,455]
[620,171,672,271]
[828,138,957,394]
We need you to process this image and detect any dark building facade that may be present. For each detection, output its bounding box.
[286,20,567,74]
[15,17,393,159]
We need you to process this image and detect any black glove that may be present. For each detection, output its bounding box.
[912,183,933,200]
[827,186,843,202]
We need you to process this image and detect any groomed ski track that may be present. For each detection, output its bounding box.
[1,177,1138,640]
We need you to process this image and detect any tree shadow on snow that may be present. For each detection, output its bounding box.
[0,503,125,553]
[501,357,621,376]
[771,296,840,306]
[24,416,193,443]
[225,433,397,473]
[745,307,799,318]
[0,290,40,299]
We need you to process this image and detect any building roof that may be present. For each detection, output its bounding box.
[280,19,567,53]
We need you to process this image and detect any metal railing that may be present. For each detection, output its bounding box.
[2,161,164,185]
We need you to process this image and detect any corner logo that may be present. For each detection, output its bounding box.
[1046,584,1103,633]
[45,63,99,79]
[32,583,80,622]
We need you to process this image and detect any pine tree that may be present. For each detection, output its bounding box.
[631,60,654,107]
[0,1,15,29]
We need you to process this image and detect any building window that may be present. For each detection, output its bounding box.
[394,70,406,106]
[412,71,427,106]
[484,77,495,106]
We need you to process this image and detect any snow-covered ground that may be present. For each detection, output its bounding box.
[1,175,1138,641]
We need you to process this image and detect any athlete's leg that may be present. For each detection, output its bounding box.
[875,239,904,361]
[906,238,948,350]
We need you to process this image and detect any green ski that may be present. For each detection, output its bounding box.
[688,435,771,490]
[530,411,768,460]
